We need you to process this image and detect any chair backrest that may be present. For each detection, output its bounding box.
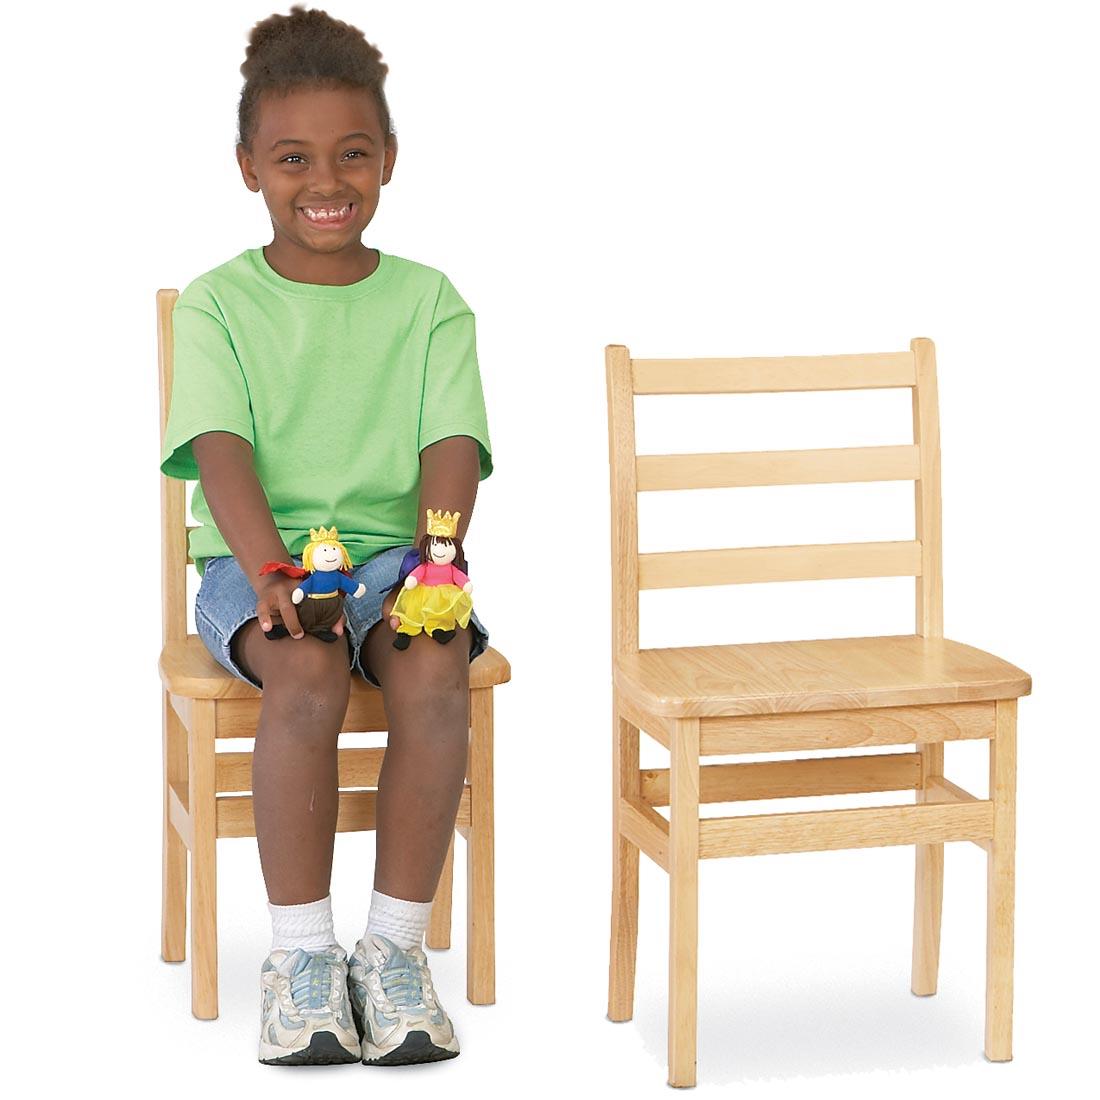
[604,338,943,658]
[157,288,193,646]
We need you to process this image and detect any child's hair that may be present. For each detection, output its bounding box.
[237,4,395,150]
[418,533,467,573]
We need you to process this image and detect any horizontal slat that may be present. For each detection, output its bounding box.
[924,775,981,804]
[924,776,991,853]
[636,444,920,491]
[632,352,915,395]
[217,786,471,838]
[216,747,387,793]
[618,796,670,871]
[641,752,921,806]
[212,691,390,737]
[698,799,994,858]
[638,540,922,589]
[700,701,996,754]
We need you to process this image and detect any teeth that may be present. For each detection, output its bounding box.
[302,204,351,221]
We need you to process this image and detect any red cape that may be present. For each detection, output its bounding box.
[258,561,354,579]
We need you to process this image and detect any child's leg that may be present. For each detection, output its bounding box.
[343,591,470,1066]
[360,587,471,903]
[231,619,352,905]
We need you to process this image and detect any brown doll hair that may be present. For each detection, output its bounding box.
[418,533,467,574]
[237,4,396,152]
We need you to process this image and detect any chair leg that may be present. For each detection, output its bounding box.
[189,699,218,1020]
[911,742,944,995]
[608,702,640,1021]
[668,717,700,1088]
[162,691,187,963]
[466,687,495,1004]
[985,699,1017,1061]
[427,832,455,950]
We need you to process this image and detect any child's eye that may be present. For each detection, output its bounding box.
[279,151,368,165]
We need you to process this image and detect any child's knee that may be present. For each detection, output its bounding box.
[384,632,470,711]
[257,636,352,720]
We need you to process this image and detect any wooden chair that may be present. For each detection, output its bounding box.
[604,339,1031,1087]
[157,288,511,1019]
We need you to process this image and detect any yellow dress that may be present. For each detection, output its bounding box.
[391,566,473,637]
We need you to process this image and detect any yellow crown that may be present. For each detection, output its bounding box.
[425,509,460,538]
[309,525,341,544]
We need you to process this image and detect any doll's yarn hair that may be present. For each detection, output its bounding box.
[302,536,353,573]
[237,4,395,151]
[418,532,467,573]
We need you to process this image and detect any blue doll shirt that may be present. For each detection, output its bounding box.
[298,570,360,597]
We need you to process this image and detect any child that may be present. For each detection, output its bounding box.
[159,5,493,1068]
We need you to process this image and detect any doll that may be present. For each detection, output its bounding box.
[389,509,474,650]
[258,525,366,642]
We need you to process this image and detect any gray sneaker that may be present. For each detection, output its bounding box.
[258,945,361,1066]
[348,933,460,1065]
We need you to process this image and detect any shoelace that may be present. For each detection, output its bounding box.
[377,950,427,1009]
[287,951,338,1011]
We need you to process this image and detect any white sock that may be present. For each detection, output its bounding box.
[365,889,433,951]
[268,894,339,952]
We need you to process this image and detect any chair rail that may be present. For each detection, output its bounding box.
[631,351,916,395]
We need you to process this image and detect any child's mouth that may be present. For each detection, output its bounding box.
[298,201,356,229]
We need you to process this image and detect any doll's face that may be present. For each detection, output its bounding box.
[429,538,456,566]
[313,542,342,572]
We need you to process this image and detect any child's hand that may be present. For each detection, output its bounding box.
[255,574,305,640]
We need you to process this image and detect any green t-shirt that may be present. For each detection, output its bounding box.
[160,247,492,578]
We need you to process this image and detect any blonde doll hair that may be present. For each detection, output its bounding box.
[302,533,353,573]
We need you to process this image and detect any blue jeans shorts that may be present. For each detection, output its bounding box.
[194,543,490,690]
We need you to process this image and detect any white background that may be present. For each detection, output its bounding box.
[4,0,1096,1095]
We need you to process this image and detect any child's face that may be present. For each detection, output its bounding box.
[429,538,456,566]
[236,85,396,256]
[313,542,343,572]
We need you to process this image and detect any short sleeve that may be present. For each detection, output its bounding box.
[418,275,493,480]
[159,298,255,481]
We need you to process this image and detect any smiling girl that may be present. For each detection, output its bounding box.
[160,5,493,1067]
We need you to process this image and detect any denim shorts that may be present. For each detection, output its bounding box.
[194,543,490,690]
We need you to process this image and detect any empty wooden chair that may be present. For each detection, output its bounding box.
[157,288,510,1019]
[604,338,1030,1087]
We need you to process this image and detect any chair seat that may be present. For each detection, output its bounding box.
[160,633,512,699]
[614,633,1031,718]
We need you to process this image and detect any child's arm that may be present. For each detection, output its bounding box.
[416,435,481,547]
[193,432,291,577]
[192,431,305,636]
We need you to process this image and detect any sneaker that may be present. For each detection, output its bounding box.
[348,933,460,1065]
[258,945,361,1066]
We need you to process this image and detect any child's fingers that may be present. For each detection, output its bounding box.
[257,597,277,633]
[278,593,305,639]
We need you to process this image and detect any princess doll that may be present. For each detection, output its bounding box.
[389,509,474,650]
[258,524,366,642]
